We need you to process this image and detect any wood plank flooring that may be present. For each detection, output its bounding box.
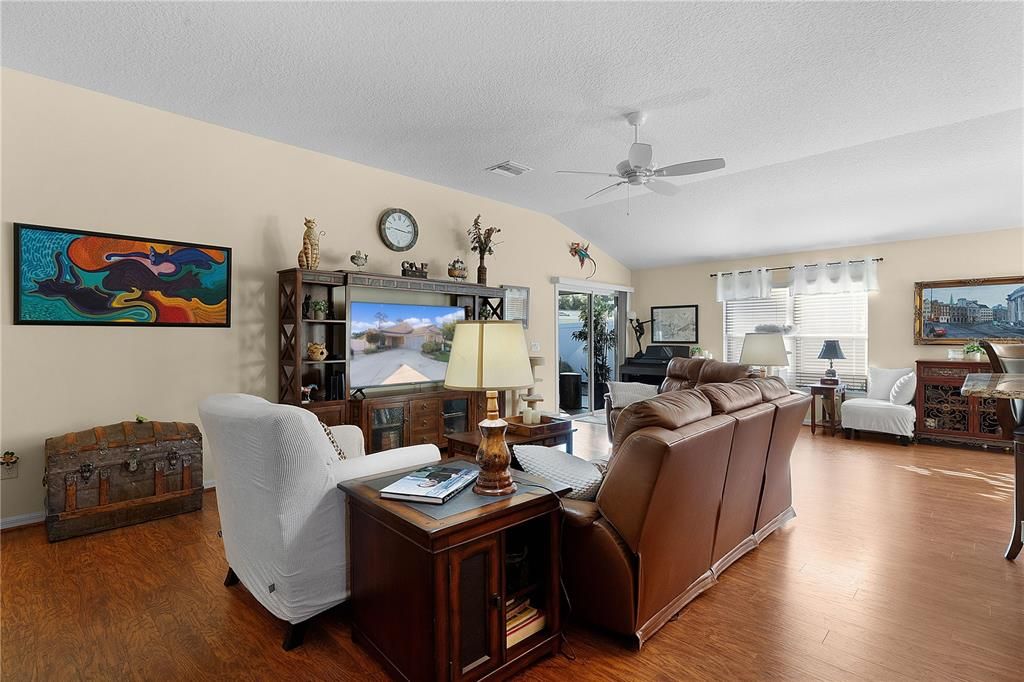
[2,425,1022,680]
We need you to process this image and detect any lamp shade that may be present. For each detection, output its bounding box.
[739,332,789,367]
[817,339,845,361]
[444,321,534,391]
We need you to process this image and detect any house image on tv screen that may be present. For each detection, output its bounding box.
[350,302,465,387]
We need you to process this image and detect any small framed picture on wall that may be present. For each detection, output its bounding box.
[651,305,698,344]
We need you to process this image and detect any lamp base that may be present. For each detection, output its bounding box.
[473,390,516,496]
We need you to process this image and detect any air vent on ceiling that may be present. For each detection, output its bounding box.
[485,160,533,177]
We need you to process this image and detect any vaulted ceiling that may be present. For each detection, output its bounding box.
[3,2,1021,268]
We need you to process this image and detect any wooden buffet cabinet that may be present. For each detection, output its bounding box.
[915,359,1011,449]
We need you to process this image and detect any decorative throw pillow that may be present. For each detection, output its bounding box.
[320,421,346,460]
[889,373,917,405]
[867,367,913,401]
[606,381,660,409]
[513,445,604,501]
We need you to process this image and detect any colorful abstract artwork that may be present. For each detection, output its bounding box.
[14,224,231,326]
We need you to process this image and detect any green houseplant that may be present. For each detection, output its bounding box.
[963,341,985,362]
[310,300,330,320]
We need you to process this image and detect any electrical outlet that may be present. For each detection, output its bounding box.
[0,462,18,480]
[530,342,541,353]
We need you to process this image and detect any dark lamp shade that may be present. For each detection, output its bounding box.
[817,340,846,361]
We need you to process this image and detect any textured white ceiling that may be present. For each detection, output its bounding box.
[3,2,1022,268]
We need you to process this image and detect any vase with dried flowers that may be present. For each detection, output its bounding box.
[466,214,501,285]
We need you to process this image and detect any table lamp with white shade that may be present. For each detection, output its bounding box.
[739,332,790,377]
[444,320,535,496]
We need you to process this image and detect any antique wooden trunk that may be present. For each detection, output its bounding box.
[44,421,203,542]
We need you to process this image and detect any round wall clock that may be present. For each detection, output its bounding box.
[378,208,419,252]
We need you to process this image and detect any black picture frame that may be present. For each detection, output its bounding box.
[13,222,232,327]
[650,305,698,344]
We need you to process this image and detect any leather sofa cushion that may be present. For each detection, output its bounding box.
[741,376,790,401]
[659,357,705,393]
[697,381,764,414]
[696,359,756,385]
[612,389,712,454]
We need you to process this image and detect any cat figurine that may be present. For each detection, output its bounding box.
[297,217,325,270]
[306,342,328,361]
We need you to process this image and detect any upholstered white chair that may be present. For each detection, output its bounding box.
[198,394,440,649]
[842,368,917,444]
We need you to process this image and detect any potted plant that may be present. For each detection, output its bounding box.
[963,341,985,363]
[690,345,704,358]
[311,300,329,320]
[466,215,501,285]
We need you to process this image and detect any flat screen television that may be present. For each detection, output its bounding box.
[350,301,466,388]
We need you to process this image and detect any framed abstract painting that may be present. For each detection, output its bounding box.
[650,304,698,344]
[14,223,231,327]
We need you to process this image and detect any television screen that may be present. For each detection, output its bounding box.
[350,302,466,388]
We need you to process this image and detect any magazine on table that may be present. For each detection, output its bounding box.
[379,465,477,505]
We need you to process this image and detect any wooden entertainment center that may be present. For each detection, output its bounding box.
[278,268,511,453]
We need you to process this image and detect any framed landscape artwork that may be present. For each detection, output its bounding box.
[651,304,698,344]
[914,275,1024,345]
[14,223,231,326]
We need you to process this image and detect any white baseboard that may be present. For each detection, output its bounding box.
[0,480,217,530]
[1,511,44,530]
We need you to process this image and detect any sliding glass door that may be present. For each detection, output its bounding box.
[557,287,625,416]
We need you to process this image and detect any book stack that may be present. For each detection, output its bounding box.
[505,597,545,648]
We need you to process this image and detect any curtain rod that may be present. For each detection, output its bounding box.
[708,257,884,278]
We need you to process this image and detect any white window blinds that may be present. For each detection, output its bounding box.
[724,290,869,390]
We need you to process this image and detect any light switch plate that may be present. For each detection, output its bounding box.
[530,342,541,353]
[0,462,18,480]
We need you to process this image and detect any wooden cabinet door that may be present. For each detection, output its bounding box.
[448,535,502,681]
[365,399,410,453]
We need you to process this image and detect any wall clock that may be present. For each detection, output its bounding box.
[378,208,419,252]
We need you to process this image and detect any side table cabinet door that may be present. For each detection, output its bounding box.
[449,535,502,681]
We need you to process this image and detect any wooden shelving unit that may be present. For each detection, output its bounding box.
[278,268,512,432]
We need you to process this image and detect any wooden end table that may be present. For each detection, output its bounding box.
[808,383,846,436]
[446,420,574,458]
[339,458,570,681]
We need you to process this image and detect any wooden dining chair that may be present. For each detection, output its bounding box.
[980,341,1024,438]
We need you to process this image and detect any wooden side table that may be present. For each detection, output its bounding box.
[446,421,574,458]
[809,383,846,436]
[339,458,570,681]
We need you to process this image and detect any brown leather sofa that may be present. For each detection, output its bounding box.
[564,376,810,647]
[605,357,757,440]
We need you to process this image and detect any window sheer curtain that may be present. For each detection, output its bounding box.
[720,260,874,390]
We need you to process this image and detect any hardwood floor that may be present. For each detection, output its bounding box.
[2,425,1021,680]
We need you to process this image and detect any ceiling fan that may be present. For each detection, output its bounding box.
[556,112,725,200]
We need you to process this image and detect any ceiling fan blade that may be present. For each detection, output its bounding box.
[585,181,626,200]
[556,170,620,177]
[646,179,682,196]
[628,142,653,169]
[654,158,726,177]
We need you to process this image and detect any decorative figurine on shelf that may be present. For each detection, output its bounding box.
[302,294,312,319]
[401,261,429,279]
[569,241,597,280]
[447,257,468,281]
[467,214,501,285]
[297,217,325,270]
[307,342,328,361]
[300,384,318,404]
[310,299,329,320]
[349,250,369,270]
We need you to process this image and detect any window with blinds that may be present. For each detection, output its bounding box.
[724,290,869,390]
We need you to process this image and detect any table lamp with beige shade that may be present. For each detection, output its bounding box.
[444,320,535,496]
[739,332,790,377]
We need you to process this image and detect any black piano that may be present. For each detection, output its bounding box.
[619,345,691,385]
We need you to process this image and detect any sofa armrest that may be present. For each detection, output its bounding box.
[333,444,441,484]
[563,499,601,528]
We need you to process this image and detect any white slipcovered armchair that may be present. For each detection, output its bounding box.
[198,394,440,649]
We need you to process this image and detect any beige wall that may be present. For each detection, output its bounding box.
[0,69,631,520]
[632,228,1023,366]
